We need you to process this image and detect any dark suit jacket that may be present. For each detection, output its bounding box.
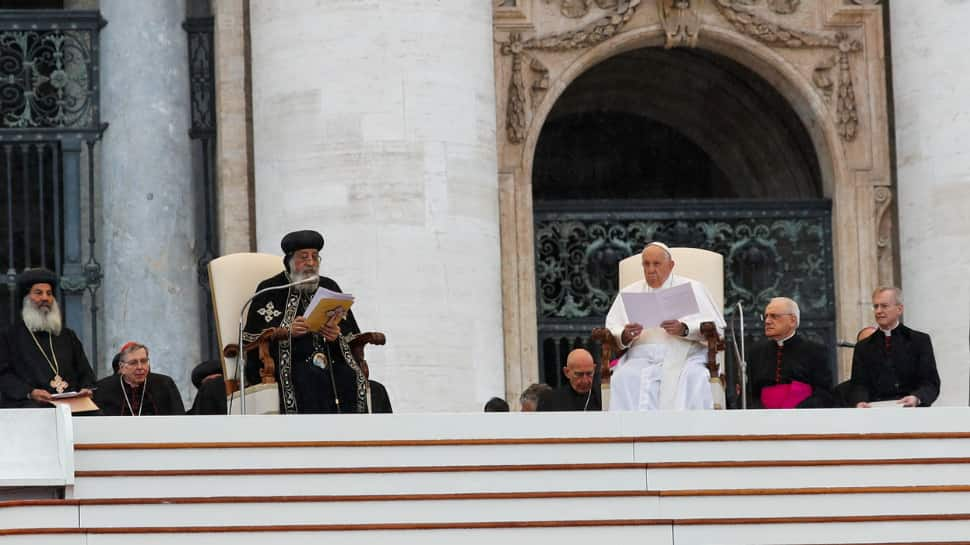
[746,334,834,409]
[849,323,940,406]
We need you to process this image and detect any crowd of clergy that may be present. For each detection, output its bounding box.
[0,235,940,415]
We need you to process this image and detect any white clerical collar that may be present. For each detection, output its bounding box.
[880,322,900,336]
[774,331,796,346]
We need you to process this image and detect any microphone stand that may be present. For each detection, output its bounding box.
[233,276,317,415]
[737,302,747,410]
[728,302,748,409]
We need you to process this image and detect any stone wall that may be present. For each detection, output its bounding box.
[246,0,503,411]
[891,1,970,406]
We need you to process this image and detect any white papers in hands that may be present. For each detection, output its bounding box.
[50,391,86,400]
[620,283,700,328]
[869,399,907,408]
[304,286,355,331]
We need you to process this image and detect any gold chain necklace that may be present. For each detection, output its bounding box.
[27,328,67,393]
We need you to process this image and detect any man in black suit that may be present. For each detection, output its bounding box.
[850,287,940,407]
[746,297,833,409]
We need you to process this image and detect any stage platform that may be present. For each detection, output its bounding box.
[3,407,970,544]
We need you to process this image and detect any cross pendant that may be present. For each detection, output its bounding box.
[50,374,68,394]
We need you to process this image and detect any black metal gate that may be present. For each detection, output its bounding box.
[0,10,106,361]
[534,199,836,406]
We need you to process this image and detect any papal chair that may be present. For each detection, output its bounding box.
[592,247,727,409]
[208,253,288,414]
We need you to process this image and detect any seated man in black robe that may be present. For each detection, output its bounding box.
[0,269,95,408]
[849,287,940,407]
[747,297,833,409]
[187,359,227,415]
[243,230,367,414]
[537,348,601,412]
[94,342,185,416]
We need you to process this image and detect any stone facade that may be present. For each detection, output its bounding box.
[493,0,896,392]
[98,0,201,400]
[891,1,970,406]
[244,0,502,412]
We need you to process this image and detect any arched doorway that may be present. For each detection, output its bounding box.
[531,47,836,403]
[493,2,894,405]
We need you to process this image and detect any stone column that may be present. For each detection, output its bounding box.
[213,0,254,254]
[99,0,201,401]
[249,0,502,411]
[891,2,970,405]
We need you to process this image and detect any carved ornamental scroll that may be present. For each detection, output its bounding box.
[496,0,864,143]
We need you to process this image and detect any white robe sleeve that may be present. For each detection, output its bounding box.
[679,278,726,343]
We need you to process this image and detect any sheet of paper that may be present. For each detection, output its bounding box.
[621,283,699,328]
[305,286,353,318]
[869,399,907,408]
[304,286,355,331]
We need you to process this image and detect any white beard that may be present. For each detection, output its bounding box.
[22,296,63,336]
[289,267,320,293]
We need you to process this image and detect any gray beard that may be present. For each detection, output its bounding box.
[22,297,63,336]
[289,268,320,293]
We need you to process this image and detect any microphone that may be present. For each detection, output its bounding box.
[837,340,856,348]
[232,275,318,415]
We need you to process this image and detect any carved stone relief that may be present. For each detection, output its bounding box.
[497,0,863,143]
[499,0,641,143]
[874,186,895,287]
[767,0,800,14]
[546,0,622,18]
[658,0,700,49]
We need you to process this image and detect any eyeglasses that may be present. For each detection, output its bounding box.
[571,371,595,378]
[121,357,150,367]
[294,252,320,263]
[760,313,794,322]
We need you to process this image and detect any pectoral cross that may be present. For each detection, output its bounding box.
[50,374,68,394]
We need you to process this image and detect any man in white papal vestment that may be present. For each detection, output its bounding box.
[605,242,725,411]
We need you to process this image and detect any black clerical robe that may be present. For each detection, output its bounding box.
[243,272,366,414]
[94,373,185,416]
[848,324,940,406]
[536,385,601,412]
[746,334,834,409]
[0,322,95,408]
[368,380,393,413]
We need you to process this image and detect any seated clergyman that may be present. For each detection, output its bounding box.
[94,342,185,416]
[746,297,833,409]
[537,349,601,412]
[243,230,368,414]
[0,268,95,407]
[849,287,940,407]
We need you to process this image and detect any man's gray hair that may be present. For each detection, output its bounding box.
[769,296,800,327]
[873,286,903,305]
[520,383,552,406]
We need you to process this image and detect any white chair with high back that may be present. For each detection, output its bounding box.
[207,252,285,414]
[593,247,727,409]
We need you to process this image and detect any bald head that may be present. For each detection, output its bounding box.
[641,244,675,288]
[564,349,595,394]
